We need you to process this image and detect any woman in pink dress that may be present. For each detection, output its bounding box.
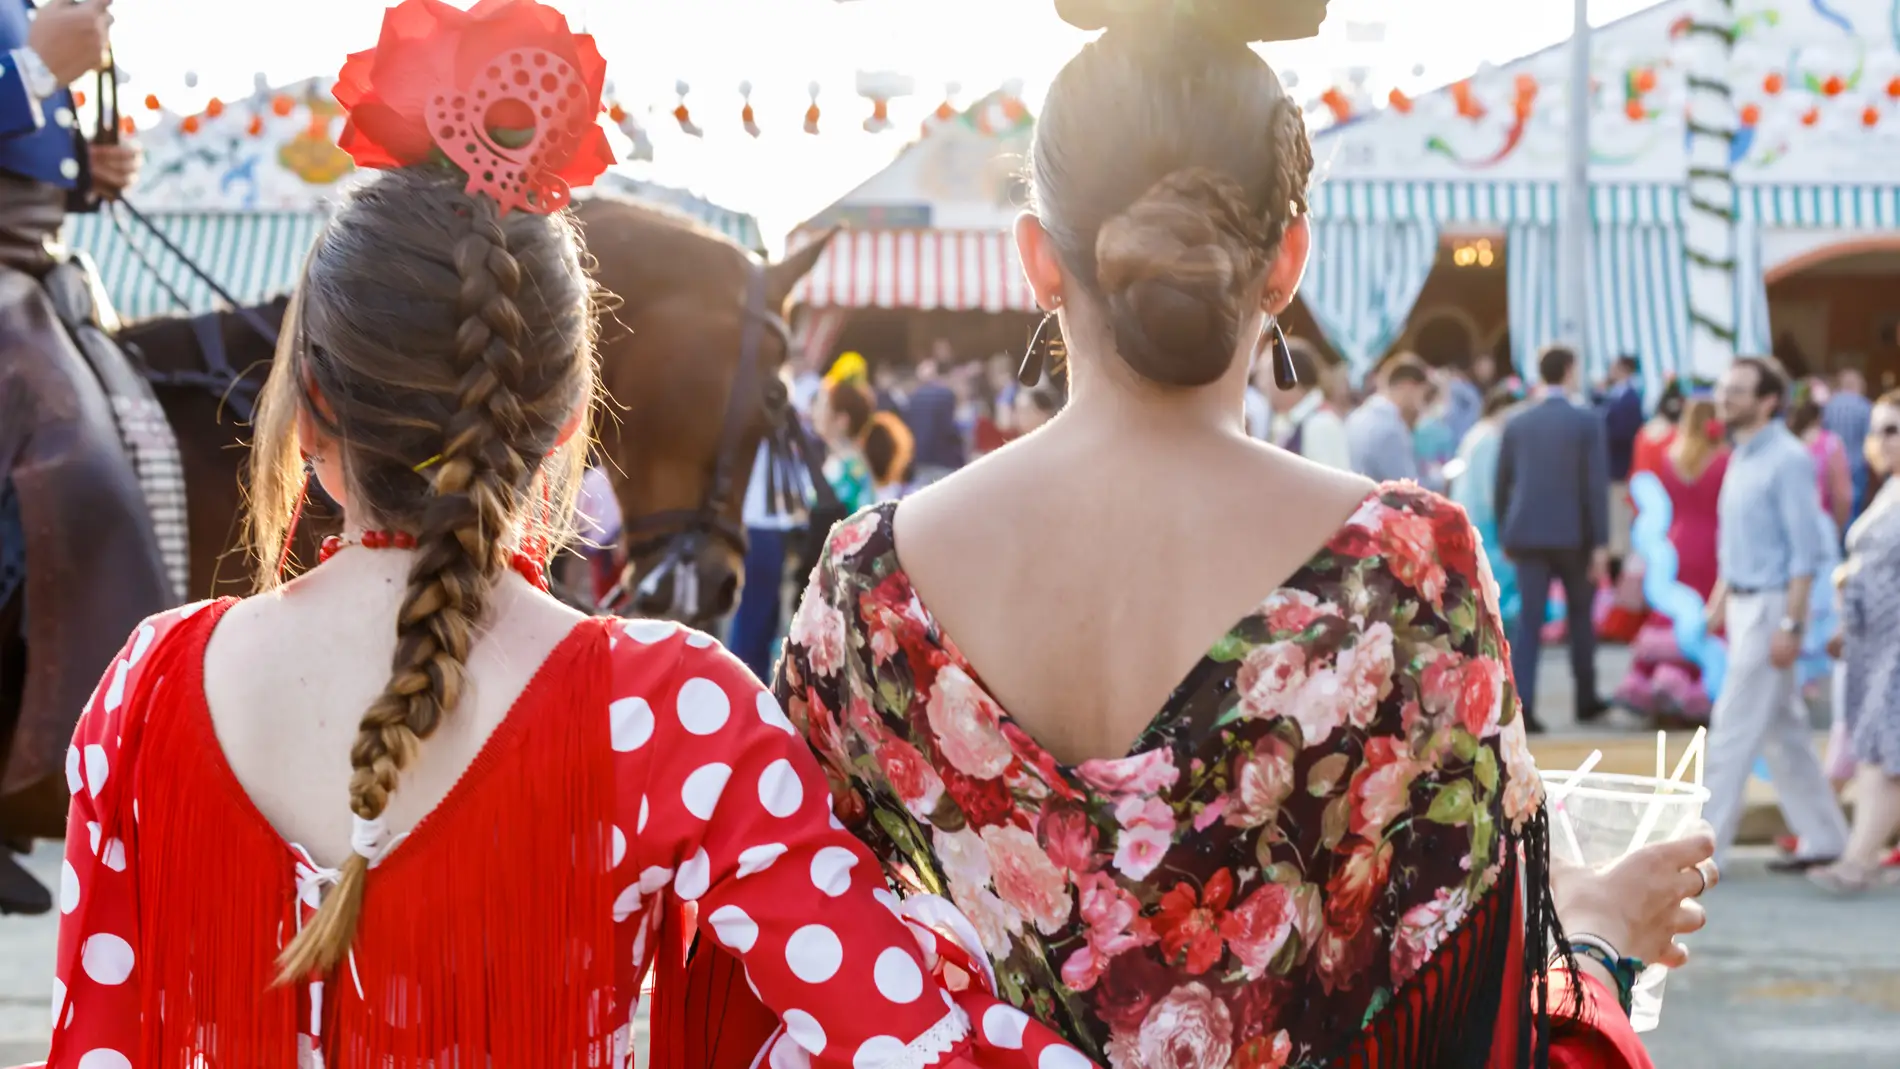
[1616,399,1728,722]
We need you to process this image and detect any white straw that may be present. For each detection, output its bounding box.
[1550,749,1602,864]
[1627,727,1708,855]
[1656,731,1667,782]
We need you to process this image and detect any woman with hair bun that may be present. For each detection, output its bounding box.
[760,4,1719,1068]
[26,5,1089,1068]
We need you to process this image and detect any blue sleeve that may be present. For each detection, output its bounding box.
[1376,419,1419,482]
[1776,451,1829,581]
[0,50,47,140]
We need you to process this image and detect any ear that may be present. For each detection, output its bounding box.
[1014,212,1065,312]
[766,228,839,312]
[1261,215,1312,316]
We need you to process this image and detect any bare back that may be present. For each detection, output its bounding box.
[892,417,1373,767]
[203,557,586,866]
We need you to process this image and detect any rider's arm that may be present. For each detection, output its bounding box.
[0,46,58,139]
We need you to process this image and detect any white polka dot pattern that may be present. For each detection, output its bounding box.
[674,847,712,901]
[853,1036,907,1067]
[82,744,109,798]
[49,977,65,1029]
[676,677,731,735]
[1040,1045,1092,1069]
[59,860,80,914]
[81,934,134,985]
[736,842,787,877]
[809,846,857,897]
[65,746,82,794]
[769,1033,813,1069]
[77,1050,133,1069]
[873,947,924,1004]
[622,619,676,644]
[680,763,733,821]
[756,690,796,734]
[757,759,804,818]
[785,924,843,983]
[611,826,627,869]
[708,904,759,953]
[781,1009,827,1055]
[609,697,655,752]
[982,1004,1030,1049]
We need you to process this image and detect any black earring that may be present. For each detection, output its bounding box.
[1267,320,1297,391]
[1020,312,1065,388]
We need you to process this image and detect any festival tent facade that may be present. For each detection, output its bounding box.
[1301,0,1900,390]
[784,86,1041,369]
[63,78,763,322]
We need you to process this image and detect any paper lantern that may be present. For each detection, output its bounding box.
[1864,106,1881,128]
[248,115,264,137]
[673,81,703,137]
[739,81,760,138]
[1320,87,1352,124]
[1450,80,1485,121]
[1823,74,1845,97]
[805,82,821,135]
[1764,72,1784,95]
[271,94,295,117]
[1634,68,1657,94]
[1802,107,1821,126]
[1740,103,1761,126]
[1625,98,1646,121]
[204,97,224,119]
[1388,88,1413,113]
[143,93,160,111]
[181,114,200,134]
[119,116,135,136]
[608,103,626,123]
[1888,77,1900,100]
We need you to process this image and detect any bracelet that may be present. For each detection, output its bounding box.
[1564,933,1645,1016]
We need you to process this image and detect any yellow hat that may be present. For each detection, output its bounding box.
[824,351,869,389]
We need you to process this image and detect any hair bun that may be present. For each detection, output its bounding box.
[1055,0,1331,42]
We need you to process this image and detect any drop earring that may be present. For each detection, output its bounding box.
[1019,300,1066,388]
[1267,320,1298,391]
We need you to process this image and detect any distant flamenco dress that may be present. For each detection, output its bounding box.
[686,484,1654,1069]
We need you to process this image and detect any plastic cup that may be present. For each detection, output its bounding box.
[1540,770,1711,1032]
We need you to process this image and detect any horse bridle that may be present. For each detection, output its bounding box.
[605,262,840,622]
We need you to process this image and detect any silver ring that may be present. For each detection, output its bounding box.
[1693,858,1717,896]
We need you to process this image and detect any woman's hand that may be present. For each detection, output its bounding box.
[1827,632,1845,660]
[1552,824,1717,969]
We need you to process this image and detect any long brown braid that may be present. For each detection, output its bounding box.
[251,167,596,980]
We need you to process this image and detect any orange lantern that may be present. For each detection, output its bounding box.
[1823,74,1845,97]
[1864,106,1881,128]
[1320,87,1352,124]
[1887,77,1900,100]
[1763,72,1784,95]
[1634,68,1657,94]
[271,94,295,117]
[608,103,626,123]
[1515,73,1539,98]
[143,93,160,111]
[247,115,265,136]
[181,114,200,134]
[1625,98,1646,121]
[1739,103,1761,126]
[1388,88,1413,114]
[1451,80,1484,120]
[1801,107,1821,126]
[73,89,86,107]
[205,97,224,119]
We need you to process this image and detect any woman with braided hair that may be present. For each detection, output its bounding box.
[24,4,1097,1069]
[741,3,1723,1069]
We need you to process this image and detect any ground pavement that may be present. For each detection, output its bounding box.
[3,647,1895,1067]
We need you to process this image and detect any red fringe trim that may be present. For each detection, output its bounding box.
[114,606,620,1066]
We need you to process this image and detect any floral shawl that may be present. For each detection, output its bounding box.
[774,483,1564,1069]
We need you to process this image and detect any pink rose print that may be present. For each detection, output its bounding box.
[1338,621,1397,729]
[787,593,849,679]
[1348,735,1422,840]
[1377,505,1449,608]
[982,824,1074,935]
[1134,982,1234,1069]
[924,664,1014,777]
[1038,803,1100,874]
[1231,1030,1294,1069]
[1111,795,1176,881]
[1261,588,1330,634]
[830,510,881,560]
[875,737,946,821]
[1390,885,1472,984]
[1420,650,1505,739]
[1500,716,1544,825]
[1291,664,1352,747]
[1224,737,1296,830]
[1219,881,1298,980]
[1077,748,1182,797]
[933,826,1025,959]
[1063,871,1159,991]
[1236,640,1309,722]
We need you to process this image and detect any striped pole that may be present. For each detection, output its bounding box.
[1558,0,1592,362]
[1683,0,1739,378]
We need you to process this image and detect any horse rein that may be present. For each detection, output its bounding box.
[606,261,839,622]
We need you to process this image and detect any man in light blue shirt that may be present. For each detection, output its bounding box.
[1705,356,1849,866]
[1344,355,1429,482]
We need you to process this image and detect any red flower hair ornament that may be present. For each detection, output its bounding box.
[333,0,615,215]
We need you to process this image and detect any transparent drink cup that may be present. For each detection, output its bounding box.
[1539,770,1711,1032]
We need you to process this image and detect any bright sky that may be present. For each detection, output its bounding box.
[109,0,1659,248]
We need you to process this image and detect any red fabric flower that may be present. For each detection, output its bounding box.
[1153,868,1235,975]
[940,762,1016,830]
[333,0,614,204]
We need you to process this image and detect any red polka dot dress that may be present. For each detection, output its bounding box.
[31,600,1090,1069]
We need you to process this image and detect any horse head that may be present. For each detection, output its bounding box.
[576,198,835,630]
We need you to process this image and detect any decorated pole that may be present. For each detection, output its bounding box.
[1683,0,1739,378]
[1558,0,1592,361]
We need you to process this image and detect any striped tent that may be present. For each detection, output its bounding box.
[785,228,1036,313]
[1308,178,1690,387]
[1733,184,1900,357]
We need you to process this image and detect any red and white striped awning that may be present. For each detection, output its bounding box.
[787,228,1038,313]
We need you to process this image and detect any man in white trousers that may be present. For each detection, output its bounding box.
[1705,357,1850,868]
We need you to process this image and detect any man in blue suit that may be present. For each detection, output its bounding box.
[1495,346,1612,733]
[0,0,164,916]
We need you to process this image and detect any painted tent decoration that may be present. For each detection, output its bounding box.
[1306,0,1900,387]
